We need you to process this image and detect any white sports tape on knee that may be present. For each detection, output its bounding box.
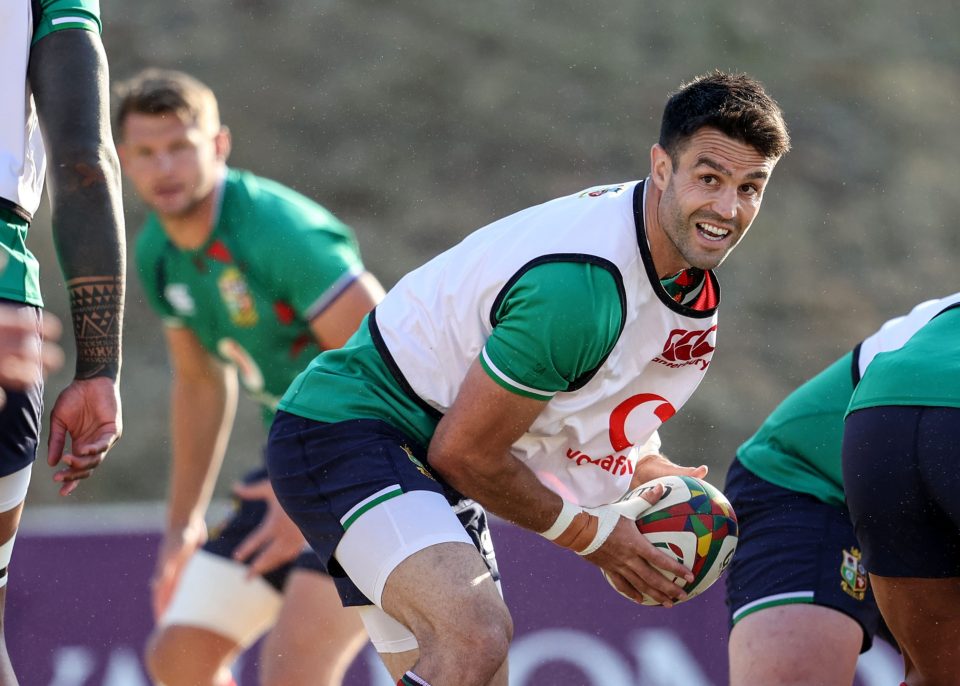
[0,533,18,589]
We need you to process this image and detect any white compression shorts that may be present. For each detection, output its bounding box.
[160,549,283,648]
[0,464,31,587]
[0,463,31,513]
[335,490,478,653]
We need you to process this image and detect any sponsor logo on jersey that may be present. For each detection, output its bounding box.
[578,184,627,198]
[840,547,868,600]
[653,326,717,371]
[165,283,195,316]
[218,267,258,327]
[564,394,677,477]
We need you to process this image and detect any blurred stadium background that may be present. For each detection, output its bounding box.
[16,0,960,683]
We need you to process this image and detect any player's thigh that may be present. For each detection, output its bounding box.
[729,604,862,686]
[261,566,366,668]
[725,459,882,653]
[380,540,510,647]
[870,576,960,686]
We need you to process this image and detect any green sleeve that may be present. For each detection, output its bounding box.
[33,0,101,44]
[242,178,365,320]
[480,261,624,400]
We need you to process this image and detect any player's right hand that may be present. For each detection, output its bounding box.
[151,521,207,620]
[582,485,694,606]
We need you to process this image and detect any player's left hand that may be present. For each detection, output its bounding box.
[630,452,707,490]
[46,376,122,496]
[232,478,307,577]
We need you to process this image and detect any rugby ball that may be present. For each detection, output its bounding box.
[603,475,738,606]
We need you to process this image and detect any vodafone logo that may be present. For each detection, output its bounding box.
[608,393,676,452]
[655,326,717,371]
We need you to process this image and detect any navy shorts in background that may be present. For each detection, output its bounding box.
[0,302,43,478]
[724,458,885,652]
[204,466,326,592]
[843,405,960,578]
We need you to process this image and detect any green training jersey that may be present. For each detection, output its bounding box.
[279,260,626,446]
[736,353,854,507]
[848,305,960,414]
[137,169,365,423]
[739,294,960,506]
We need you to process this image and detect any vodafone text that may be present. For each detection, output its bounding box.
[566,448,634,477]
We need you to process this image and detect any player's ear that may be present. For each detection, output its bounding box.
[215,126,232,162]
[650,143,673,191]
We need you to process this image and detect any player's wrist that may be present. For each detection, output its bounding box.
[539,500,620,556]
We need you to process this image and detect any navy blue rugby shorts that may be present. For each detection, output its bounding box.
[204,466,326,592]
[724,458,886,652]
[266,411,499,606]
[0,301,43,478]
[843,405,960,578]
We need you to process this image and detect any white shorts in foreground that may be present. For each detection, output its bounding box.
[336,490,474,653]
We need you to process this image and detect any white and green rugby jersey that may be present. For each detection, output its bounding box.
[738,291,960,506]
[848,294,960,414]
[0,0,101,305]
[281,180,721,507]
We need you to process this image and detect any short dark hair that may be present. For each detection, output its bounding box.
[659,70,790,163]
[113,69,220,138]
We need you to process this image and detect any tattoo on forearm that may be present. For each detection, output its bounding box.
[68,275,123,379]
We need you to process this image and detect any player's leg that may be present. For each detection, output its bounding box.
[258,564,367,686]
[146,475,287,686]
[145,549,282,686]
[0,470,31,686]
[869,576,960,686]
[843,406,960,686]
[338,493,511,686]
[0,305,45,686]
[267,414,511,686]
[725,458,883,686]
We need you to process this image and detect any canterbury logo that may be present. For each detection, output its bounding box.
[655,326,717,370]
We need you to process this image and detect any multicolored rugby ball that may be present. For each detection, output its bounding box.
[604,475,738,606]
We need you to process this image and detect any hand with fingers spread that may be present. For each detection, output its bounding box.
[231,478,307,578]
[541,483,695,606]
[151,519,207,620]
[46,376,122,496]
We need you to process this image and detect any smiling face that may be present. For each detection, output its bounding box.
[648,127,777,274]
[118,111,230,220]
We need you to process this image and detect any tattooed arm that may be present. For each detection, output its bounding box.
[29,29,125,495]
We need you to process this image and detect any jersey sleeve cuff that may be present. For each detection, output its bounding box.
[480,347,554,401]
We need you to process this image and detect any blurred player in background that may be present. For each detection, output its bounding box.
[1,1,126,683]
[266,71,789,686]
[115,69,382,686]
[843,297,960,686]
[723,297,960,683]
